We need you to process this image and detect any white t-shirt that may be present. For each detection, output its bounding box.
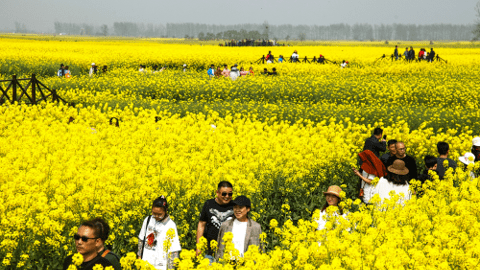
[231,219,248,257]
[315,210,346,231]
[370,177,411,204]
[138,216,182,270]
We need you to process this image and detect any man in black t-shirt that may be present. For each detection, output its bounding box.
[63,220,112,270]
[196,181,234,260]
[386,141,418,181]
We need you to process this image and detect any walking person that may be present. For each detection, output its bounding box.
[215,195,263,260]
[196,181,235,262]
[394,45,399,60]
[138,196,181,270]
[63,220,113,270]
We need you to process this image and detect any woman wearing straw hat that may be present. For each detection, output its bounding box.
[315,185,346,231]
[353,159,411,204]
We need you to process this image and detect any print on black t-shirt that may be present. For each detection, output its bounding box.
[209,208,234,229]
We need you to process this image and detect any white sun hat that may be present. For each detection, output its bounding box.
[459,152,475,165]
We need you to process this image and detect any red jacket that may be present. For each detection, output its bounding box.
[359,150,387,178]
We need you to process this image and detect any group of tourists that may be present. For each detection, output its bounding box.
[208,64,254,80]
[57,64,71,78]
[220,39,284,47]
[63,129,480,270]
[352,128,479,205]
[393,46,436,62]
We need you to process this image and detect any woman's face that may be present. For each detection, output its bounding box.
[326,194,340,206]
[233,205,250,221]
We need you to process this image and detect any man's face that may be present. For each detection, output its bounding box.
[216,187,233,205]
[75,226,100,257]
[152,207,166,222]
[396,143,406,158]
[388,144,396,155]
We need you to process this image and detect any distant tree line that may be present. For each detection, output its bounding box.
[52,21,476,41]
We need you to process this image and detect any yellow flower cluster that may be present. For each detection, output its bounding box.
[1,35,480,269]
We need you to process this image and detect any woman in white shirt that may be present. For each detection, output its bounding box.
[216,196,263,260]
[353,159,411,204]
[138,196,181,270]
[316,185,346,231]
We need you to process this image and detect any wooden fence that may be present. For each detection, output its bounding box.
[0,74,69,105]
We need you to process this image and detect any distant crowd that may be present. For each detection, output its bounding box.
[394,46,437,62]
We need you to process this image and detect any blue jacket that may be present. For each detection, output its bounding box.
[208,68,215,76]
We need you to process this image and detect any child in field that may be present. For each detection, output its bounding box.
[64,66,71,78]
[315,186,346,231]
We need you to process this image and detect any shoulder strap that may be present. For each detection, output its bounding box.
[140,215,152,259]
[101,249,110,257]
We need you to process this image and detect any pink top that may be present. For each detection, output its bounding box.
[240,71,249,77]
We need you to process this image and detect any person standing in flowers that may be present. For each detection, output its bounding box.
[363,128,386,158]
[208,64,215,78]
[436,142,456,180]
[459,152,476,178]
[89,63,97,77]
[57,64,65,77]
[196,181,235,261]
[470,137,480,162]
[221,64,230,78]
[90,218,121,270]
[215,195,263,260]
[354,159,411,203]
[62,220,113,270]
[394,45,399,60]
[386,142,418,181]
[315,185,346,231]
[138,196,181,270]
[380,139,397,166]
[417,155,438,184]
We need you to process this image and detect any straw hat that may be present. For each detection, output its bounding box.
[387,159,409,175]
[323,185,342,198]
[459,152,475,165]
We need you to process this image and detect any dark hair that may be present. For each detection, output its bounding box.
[387,139,397,147]
[373,128,383,136]
[82,218,110,242]
[386,171,409,185]
[152,196,168,211]
[217,181,233,190]
[424,155,437,169]
[437,142,449,155]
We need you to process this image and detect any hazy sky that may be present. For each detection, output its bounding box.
[1,0,478,32]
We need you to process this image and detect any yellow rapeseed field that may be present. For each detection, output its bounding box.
[1,35,480,269]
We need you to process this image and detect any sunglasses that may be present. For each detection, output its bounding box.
[74,234,98,242]
[221,192,233,197]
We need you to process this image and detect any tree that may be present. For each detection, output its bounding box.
[198,32,205,40]
[298,33,306,41]
[474,1,480,40]
[101,25,108,36]
[262,21,270,40]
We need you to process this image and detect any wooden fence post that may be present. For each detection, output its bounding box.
[31,74,36,104]
[12,75,17,102]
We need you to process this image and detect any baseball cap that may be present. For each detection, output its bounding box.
[232,195,251,208]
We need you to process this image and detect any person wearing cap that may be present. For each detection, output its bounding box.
[89,63,97,77]
[471,137,480,162]
[436,142,456,180]
[315,185,346,231]
[230,64,239,81]
[386,142,418,181]
[215,195,263,260]
[196,181,235,260]
[459,152,476,178]
[208,64,215,78]
[138,196,181,270]
[356,159,411,204]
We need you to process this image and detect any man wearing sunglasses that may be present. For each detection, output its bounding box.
[196,181,235,262]
[63,220,113,270]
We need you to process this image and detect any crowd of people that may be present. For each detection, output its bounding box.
[63,128,480,269]
[351,128,479,205]
[220,39,284,47]
[393,45,437,62]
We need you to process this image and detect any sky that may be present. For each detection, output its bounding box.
[1,0,478,32]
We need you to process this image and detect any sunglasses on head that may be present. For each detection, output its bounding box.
[221,192,233,197]
[74,234,98,242]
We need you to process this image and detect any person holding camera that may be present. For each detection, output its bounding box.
[363,128,386,158]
